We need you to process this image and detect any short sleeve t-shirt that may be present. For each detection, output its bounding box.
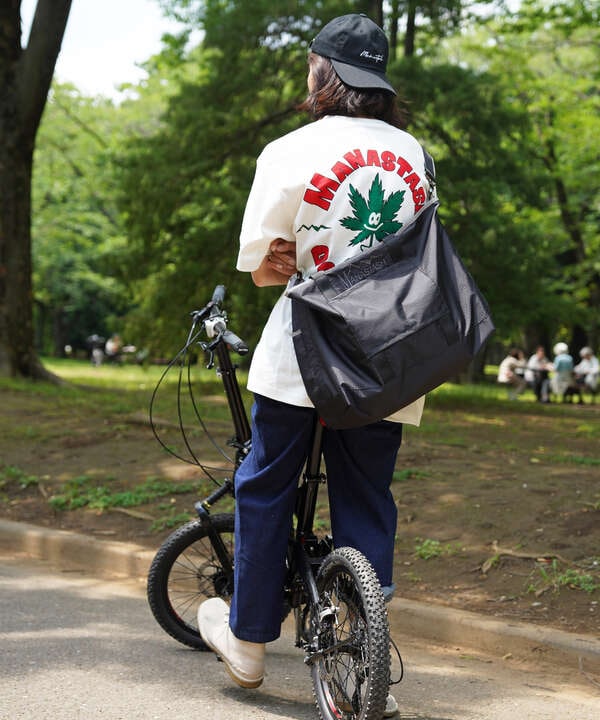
[237,115,434,426]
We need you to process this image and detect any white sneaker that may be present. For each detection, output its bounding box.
[383,692,399,717]
[197,597,265,688]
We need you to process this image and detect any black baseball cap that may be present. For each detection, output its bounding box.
[310,13,396,95]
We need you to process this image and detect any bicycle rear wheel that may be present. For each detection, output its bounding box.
[311,546,390,720]
[146,514,234,650]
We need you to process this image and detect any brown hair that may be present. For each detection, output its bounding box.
[299,53,406,129]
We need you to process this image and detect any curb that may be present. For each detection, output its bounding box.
[0,519,155,581]
[388,596,600,670]
[1,519,599,671]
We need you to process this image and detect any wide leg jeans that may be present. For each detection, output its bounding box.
[229,394,403,643]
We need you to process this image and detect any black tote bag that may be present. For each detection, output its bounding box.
[287,199,495,429]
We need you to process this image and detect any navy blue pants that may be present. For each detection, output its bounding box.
[229,394,403,643]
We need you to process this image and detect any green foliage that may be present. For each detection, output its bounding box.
[0,466,40,489]
[151,510,194,532]
[32,46,187,357]
[550,455,600,467]
[451,0,600,344]
[528,558,599,595]
[32,85,129,354]
[414,537,460,560]
[48,475,200,512]
[28,0,600,362]
[114,2,324,354]
[392,468,429,482]
[393,56,563,337]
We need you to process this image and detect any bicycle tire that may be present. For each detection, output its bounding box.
[311,546,390,720]
[147,514,235,650]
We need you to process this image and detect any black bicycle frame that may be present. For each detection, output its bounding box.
[196,332,329,629]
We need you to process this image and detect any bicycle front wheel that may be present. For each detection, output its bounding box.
[146,514,235,650]
[311,546,390,720]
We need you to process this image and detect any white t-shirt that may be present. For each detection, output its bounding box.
[237,115,434,426]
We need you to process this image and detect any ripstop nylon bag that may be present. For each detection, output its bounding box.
[287,195,495,430]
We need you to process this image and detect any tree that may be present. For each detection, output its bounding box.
[32,84,128,356]
[460,0,600,351]
[112,0,595,366]
[116,1,534,359]
[391,55,549,369]
[0,0,72,378]
[116,0,325,355]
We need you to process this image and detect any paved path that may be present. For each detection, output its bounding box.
[1,519,599,671]
[1,555,599,720]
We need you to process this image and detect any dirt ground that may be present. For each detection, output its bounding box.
[1,385,599,637]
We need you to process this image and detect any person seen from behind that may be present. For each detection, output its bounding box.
[550,342,574,401]
[197,14,436,717]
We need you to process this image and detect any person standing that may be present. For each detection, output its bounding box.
[198,15,434,716]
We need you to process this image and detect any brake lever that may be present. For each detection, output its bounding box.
[203,332,226,368]
[198,340,216,369]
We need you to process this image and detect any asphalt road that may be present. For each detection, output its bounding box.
[0,555,598,720]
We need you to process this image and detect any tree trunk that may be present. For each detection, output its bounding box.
[0,0,72,379]
[523,325,552,357]
[389,0,400,62]
[404,0,417,57]
[0,118,39,376]
[358,1,384,28]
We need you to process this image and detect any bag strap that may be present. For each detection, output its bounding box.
[422,146,436,199]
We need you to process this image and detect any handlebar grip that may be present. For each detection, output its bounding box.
[222,329,249,355]
[211,285,226,305]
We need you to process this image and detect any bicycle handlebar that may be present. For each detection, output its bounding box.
[211,285,226,305]
[222,329,249,355]
[190,285,249,356]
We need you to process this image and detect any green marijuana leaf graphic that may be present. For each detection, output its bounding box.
[340,175,405,249]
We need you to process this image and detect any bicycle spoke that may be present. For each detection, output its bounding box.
[147,515,235,649]
[311,547,390,720]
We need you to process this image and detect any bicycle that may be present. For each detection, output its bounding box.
[146,285,401,720]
